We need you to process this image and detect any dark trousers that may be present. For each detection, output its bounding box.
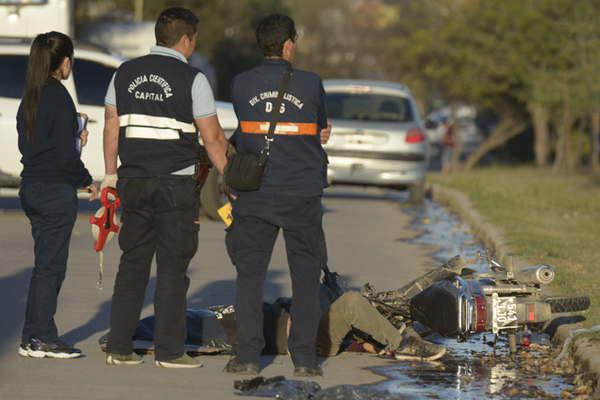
[107,177,200,361]
[19,182,77,344]
[226,192,326,367]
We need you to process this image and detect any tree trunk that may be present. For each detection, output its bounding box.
[463,116,526,170]
[553,100,573,172]
[590,111,600,173]
[527,103,550,167]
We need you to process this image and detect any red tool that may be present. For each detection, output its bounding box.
[89,187,121,289]
[90,187,121,251]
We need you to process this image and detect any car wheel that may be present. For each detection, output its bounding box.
[200,168,228,221]
[408,181,425,205]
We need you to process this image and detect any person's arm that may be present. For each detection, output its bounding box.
[192,72,228,174]
[102,73,119,189]
[51,88,93,188]
[102,105,119,187]
[195,115,228,174]
[316,78,331,144]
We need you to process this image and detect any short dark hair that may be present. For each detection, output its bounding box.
[256,14,296,57]
[155,7,199,47]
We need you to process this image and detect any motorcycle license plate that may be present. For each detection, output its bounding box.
[492,294,518,333]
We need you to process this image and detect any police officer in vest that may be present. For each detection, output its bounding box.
[101,7,228,368]
[225,14,331,377]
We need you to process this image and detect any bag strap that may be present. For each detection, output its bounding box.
[263,66,293,155]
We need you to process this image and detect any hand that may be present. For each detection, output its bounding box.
[86,183,99,201]
[320,123,332,145]
[80,129,89,148]
[101,174,118,190]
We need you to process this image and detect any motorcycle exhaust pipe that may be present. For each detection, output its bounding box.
[513,265,555,285]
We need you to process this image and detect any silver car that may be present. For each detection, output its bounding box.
[323,80,429,201]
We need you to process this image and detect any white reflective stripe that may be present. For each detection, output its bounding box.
[125,126,180,140]
[119,114,196,133]
[171,164,195,175]
[251,122,301,134]
[275,125,300,134]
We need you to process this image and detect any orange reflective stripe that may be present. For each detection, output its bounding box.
[240,121,318,136]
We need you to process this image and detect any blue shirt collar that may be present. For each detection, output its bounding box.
[261,58,292,67]
[149,45,188,64]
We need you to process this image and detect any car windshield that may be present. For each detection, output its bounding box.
[326,92,413,122]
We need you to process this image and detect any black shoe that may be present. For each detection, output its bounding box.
[25,338,83,359]
[224,357,259,375]
[294,366,323,377]
[155,354,203,369]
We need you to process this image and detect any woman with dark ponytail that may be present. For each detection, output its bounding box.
[17,31,98,359]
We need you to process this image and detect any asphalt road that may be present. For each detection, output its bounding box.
[0,186,434,400]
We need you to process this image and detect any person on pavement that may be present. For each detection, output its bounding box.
[17,31,99,359]
[224,14,332,377]
[107,258,461,361]
[101,7,228,369]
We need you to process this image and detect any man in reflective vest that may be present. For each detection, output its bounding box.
[101,7,228,368]
[225,14,331,377]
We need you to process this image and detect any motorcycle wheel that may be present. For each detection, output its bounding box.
[544,295,591,313]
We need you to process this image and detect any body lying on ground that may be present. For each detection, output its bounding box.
[99,257,464,361]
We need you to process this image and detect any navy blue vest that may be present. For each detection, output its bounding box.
[114,54,200,178]
[231,59,328,197]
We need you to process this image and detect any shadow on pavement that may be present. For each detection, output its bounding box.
[62,277,157,346]
[187,270,287,308]
[186,271,287,370]
[61,300,111,347]
[63,267,286,354]
[0,267,32,351]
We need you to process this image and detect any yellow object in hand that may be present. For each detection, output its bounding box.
[218,202,233,227]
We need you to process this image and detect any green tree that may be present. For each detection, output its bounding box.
[376,0,600,171]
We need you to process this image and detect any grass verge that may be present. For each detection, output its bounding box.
[429,166,600,324]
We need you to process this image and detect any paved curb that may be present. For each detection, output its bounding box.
[428,182,600,397]
[427,183,528,268]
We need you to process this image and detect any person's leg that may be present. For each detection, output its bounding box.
[282,202,325,368]
[323,291,405,355]
[107,179,156,356]
[153,179,199,362]
[20,182,77,344]
[326,293,446,361]
[284,228,323,367]
[21,185,42,344]
[226,206,278,365]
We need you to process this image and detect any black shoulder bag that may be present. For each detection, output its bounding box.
[224,66,293,191]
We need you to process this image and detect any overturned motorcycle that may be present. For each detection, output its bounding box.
[364,255,590,353]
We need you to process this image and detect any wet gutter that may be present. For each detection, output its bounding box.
[237,189,589,399]
[428,182,600,398]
